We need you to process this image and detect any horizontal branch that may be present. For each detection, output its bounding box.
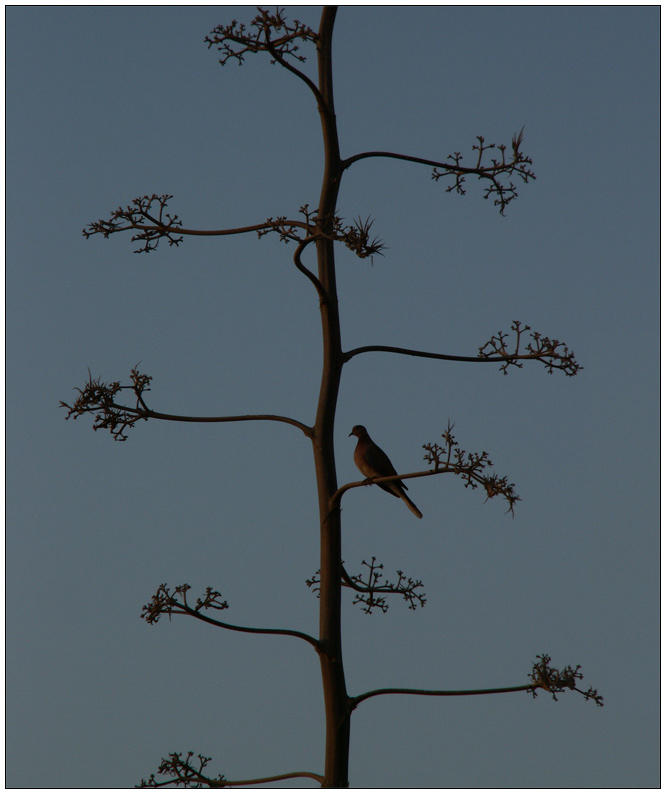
[308,559,426,614]
[343,558,426,613]
[334,421,520,514]
[60,368,313,440]
[344,344,558,367]
[141,584,320,650]
[332,468,444,507]
[140,749,324,788]
[176,603,320,650]
[350,653,604,711]
[344,320,581,377]
[342,150,464,171]
[350,683,532,710]
[86,218,308,250]
[143,408,312,436]
[344,344,518,364]
[127,221,305,237]
[83,193,310,254]
[215,770,325,787]
[341,131,535,216]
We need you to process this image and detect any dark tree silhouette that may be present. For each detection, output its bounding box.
[62,7,601,788]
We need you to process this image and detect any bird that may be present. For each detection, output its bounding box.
[349,425,423,519]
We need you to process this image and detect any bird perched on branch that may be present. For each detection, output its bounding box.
[349,425,423,519]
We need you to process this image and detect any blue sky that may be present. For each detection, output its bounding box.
[7,6,660,789]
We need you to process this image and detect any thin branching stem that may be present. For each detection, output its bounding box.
[331,468,460,507]
[264,41,324,106]
[344,345,554,366]
[143,408,312,435]
[140,750,324,788]
[293,238,328,301]
[173,602,320,650]
[350,684,533,710]
[342,150,469,171]
[90,220,307,239]
[217,770,325,787]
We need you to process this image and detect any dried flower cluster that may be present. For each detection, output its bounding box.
[307,557,426,614]
[60,367,152,440]
[141,584,229,625]
[205,8,317,67]
[529,654,604,707]
[423,421,520,514]
[140,751,225,789]
[479,320,581,376]
[83,194,183,254]
[432,129,536,215]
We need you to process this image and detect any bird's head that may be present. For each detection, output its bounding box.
[349,425,367,438]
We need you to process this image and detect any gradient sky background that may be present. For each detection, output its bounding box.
[7,5,660,789]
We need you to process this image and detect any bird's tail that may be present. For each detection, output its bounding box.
[399,490,423,519]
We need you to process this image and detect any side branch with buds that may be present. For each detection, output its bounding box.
[139,750,324,789]
[342,128,535,216]
[529,653,603,706]
[258,204,386,260]
[60,367,311,440]
[83,194,184,253]
[60,367,152,440]
[205,8,322,103]
[423,421,520,514]
[348,653,603,712]
[432,128,535,215]
[343,321,580,377]
[205,8,317,67]
[307,558,426,614]
[83,195,386,268]
[479,320,580,376]
[83,193,309,254]
[331,422,519,515]
[141,583,319,649]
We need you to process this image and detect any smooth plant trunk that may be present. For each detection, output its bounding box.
[311,7,352,788]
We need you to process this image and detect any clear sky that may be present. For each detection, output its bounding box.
[7,5,660,789]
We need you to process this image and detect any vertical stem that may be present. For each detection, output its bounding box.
[311,6,352,788]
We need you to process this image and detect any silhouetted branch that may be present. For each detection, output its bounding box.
[259,204,386,262]
[350,654,603,711]
[478,320,581,376]
[331,422,519,515]
[529,653,604,706]
[433,129,535,215]
[83,192,388,272]
[344,321,580,377]
[423,420,519,514]
[205,8,323,103]
[206,8,316,65]
[141,584,319,650]
[60,367,312,440]
[307,558,426,614]
[342,130,536,215]
[82,194,184,252]
[351,684,532,711]
[83,193,308,254]
[293,238,328,301]
[139,752,225,788]
[139,750,325,788]
[343,128,535,215]
[59,367,152,440]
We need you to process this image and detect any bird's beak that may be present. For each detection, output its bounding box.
[348,430,353,436]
